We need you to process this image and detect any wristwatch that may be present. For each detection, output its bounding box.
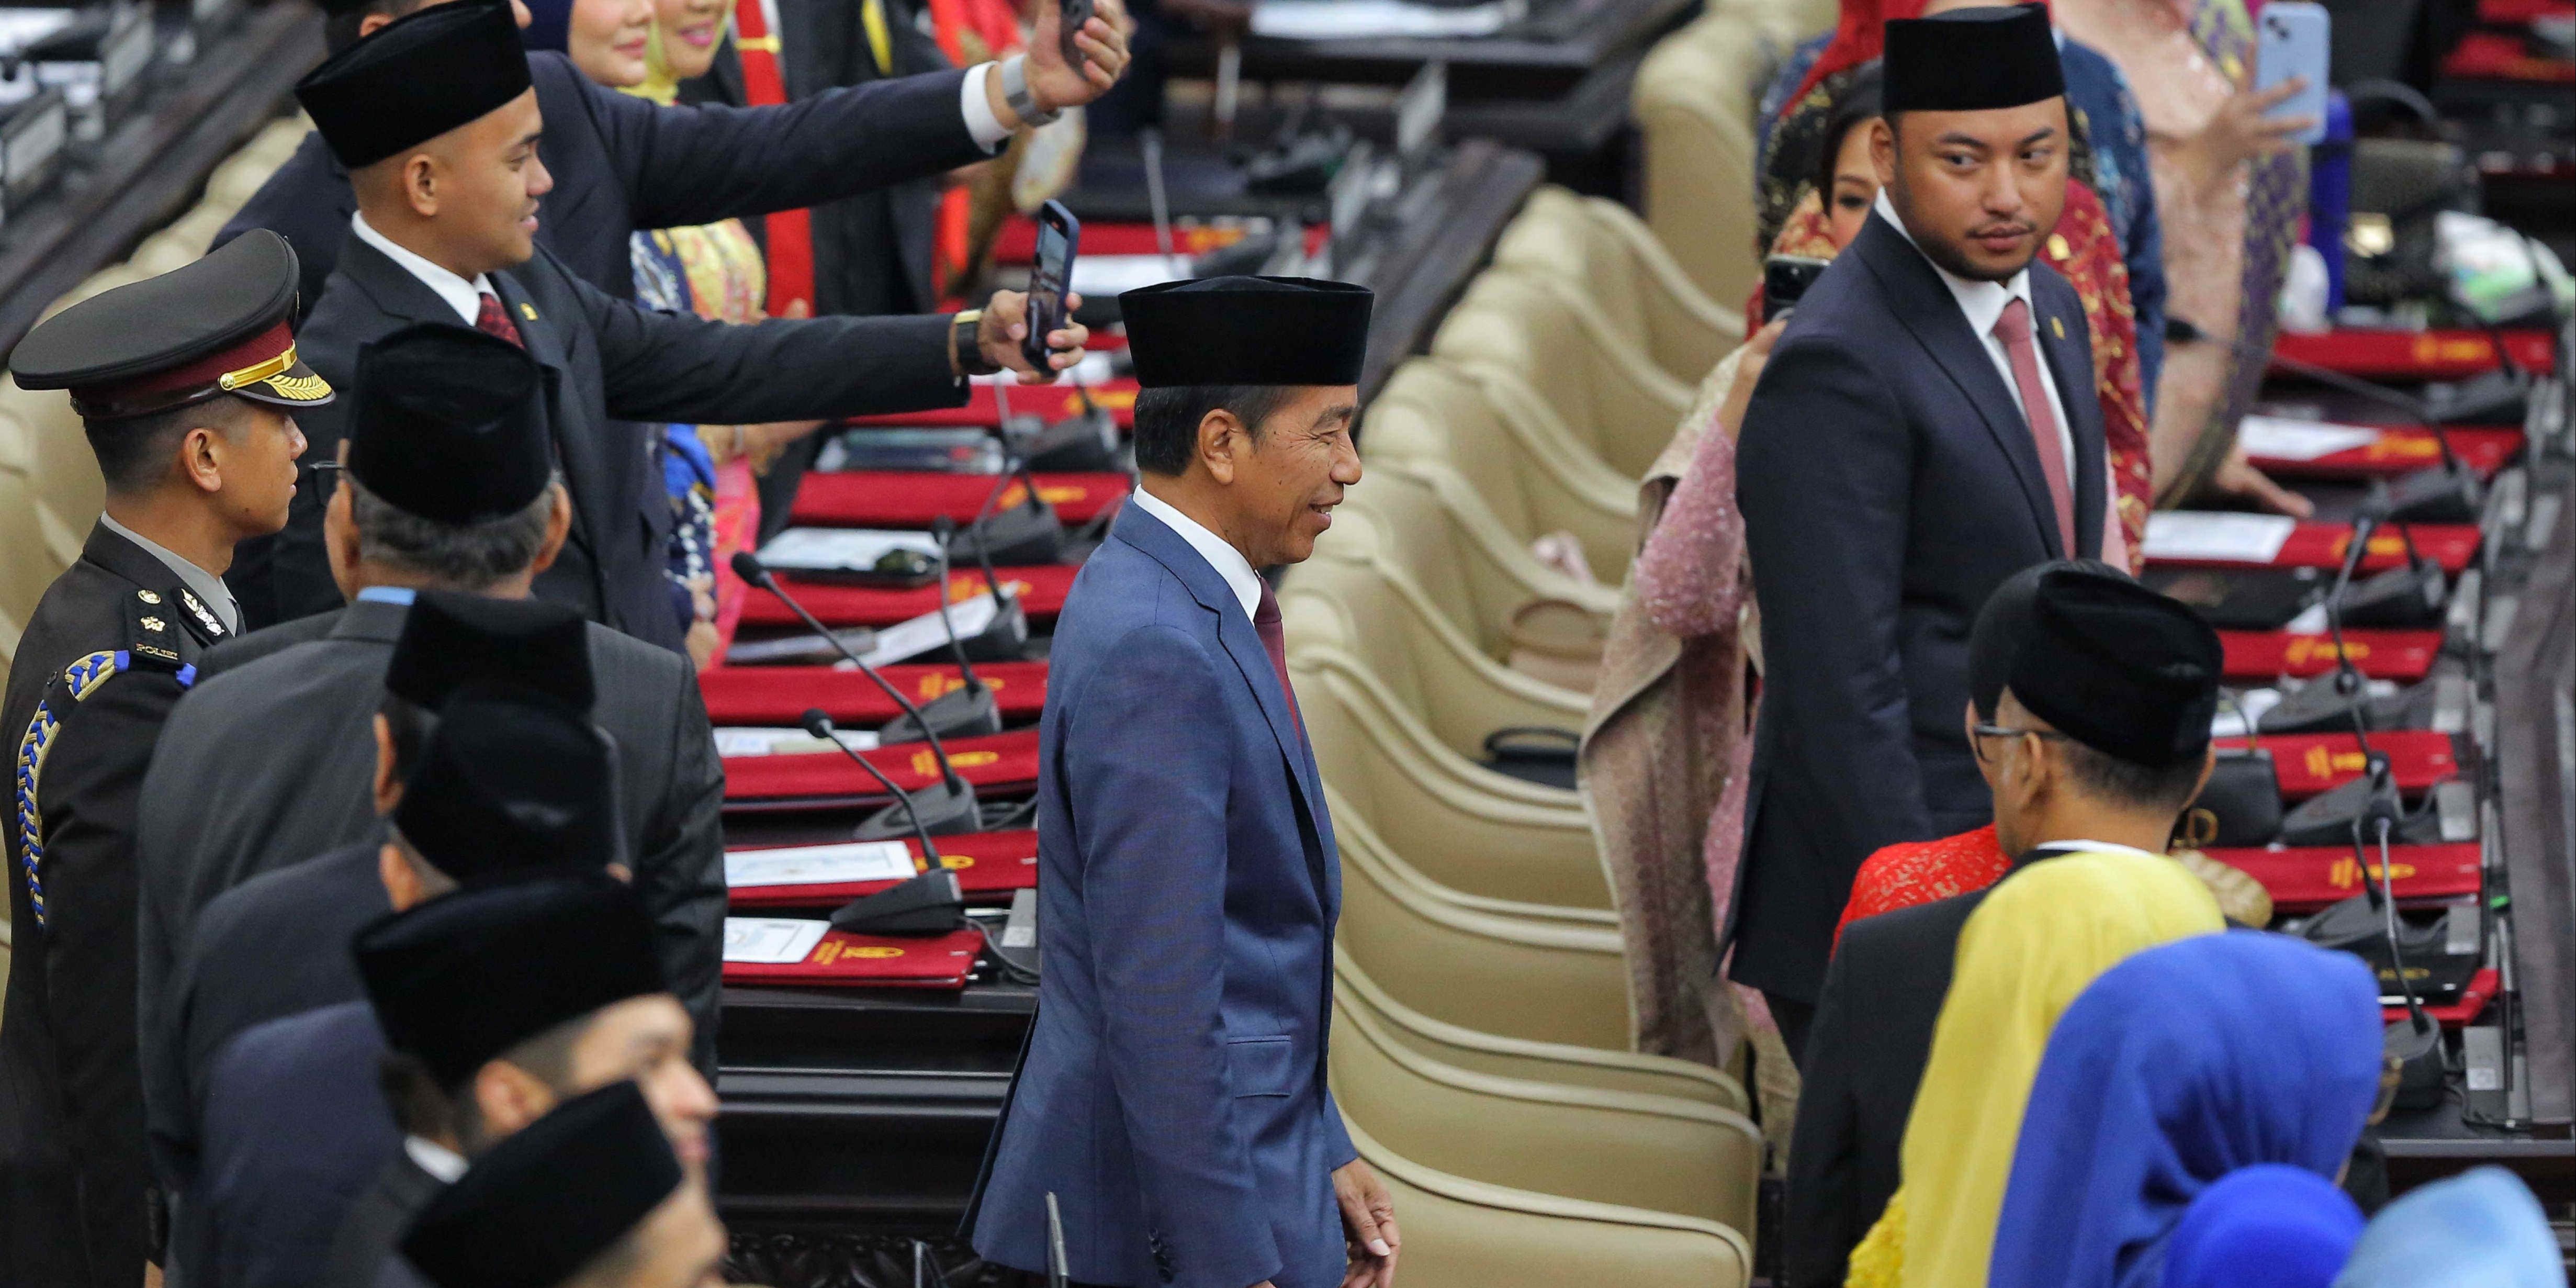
[999,55,1062,129]
[951,309,1000,377]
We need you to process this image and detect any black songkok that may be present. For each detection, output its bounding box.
[1883,5,2065,115]
[1120,276,1373,388]
[347,324,549,524]
[384,590,595,714]
[296,0,533,169]
[400,1081,684,1288]
[1967,558,2128,718]
[392,688,620,883]
[2008,568,2223,768]
[354,871,667,1088]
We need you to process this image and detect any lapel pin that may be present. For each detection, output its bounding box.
[520,302,537,321]
[2051,316,2065,340]
[2046,233,2071,261]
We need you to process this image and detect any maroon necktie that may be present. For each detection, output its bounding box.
[476,291,524,348]
[1253,581,1303,731]
[1993,297,2075,553]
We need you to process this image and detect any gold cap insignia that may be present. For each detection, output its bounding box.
[138,590,162,604]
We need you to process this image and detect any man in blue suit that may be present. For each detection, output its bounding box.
[970,278,1396,1288]
[1730,5,2114,1060]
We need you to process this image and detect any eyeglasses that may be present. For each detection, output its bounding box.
[1970,723,2069,763]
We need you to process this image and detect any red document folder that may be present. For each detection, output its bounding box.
[722,729,1043,804]
[736,566,1079,629]
[2270,328,2558,379]
[2210,730,2460,799]
[845,381,1142,430]
[2204,842,2482,913]
[701,662,1050,726]
[2245,427,2522,481]
[2146,521,2480,575]
[727,830,1041,909]
[2217,630,2444,682]
[722,925,983,989]
[789,471,1130,529]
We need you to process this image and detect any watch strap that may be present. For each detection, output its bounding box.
[952,309,1000,378]
[1000,55,1062,128]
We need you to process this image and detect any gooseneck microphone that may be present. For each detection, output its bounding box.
[734,551,981,837]
[801,708,947,860]
[869,518,1008,744]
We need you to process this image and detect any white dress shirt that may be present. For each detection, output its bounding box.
[2030,839,2168,863]
[98,512,243,634]
[350,211,497,327]
[403,1135,468,1183]
[1874,190,2074,473]
[1130,486,1264,621]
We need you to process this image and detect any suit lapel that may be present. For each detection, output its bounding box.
[485,268,614,579]
[1854,214,2066,558]
[2029,272,2106,558]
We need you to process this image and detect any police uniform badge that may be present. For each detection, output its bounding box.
[177,587,227,641]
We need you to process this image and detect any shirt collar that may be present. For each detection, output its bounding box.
[1129,486,1264,621]
[2030,839,2169,863]
[98,511,241,635]
[1873,189,2033,340]
[355,586,419,605]
[350,210,494,328]
[403,1135,468,1183]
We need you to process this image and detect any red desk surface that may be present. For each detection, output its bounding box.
[722,925,982,988]
[2441,30,2575,83]
[727,829,1040,908]
[2218,630,2444,682]
[993,217,1328,263]
[846,381,1140,430]
[789,471,1131,528]
[738,565,1078,629]
[2207,842,2482,913]
[2271,328,2559,379]
[2246,427,2523,481]
[2391,967,2498,1030]
[2148,521,2479,575]
[722,728,1041,803]
[2211,730,2460,799]
[701,662,1049,726]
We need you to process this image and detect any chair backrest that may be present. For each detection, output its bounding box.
[1343,1118,1753,1288]
[1431,272,1688,480]
[1632,7,1808,307]
[1363,359,1637,582]
[1330,471,1615,663]
[1491,188,1743,383]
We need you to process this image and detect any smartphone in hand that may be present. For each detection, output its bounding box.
[1022,200,1082,374]
[1761,254,1829,321]
[2255,1,2331,146]
[1059,0,1096,69]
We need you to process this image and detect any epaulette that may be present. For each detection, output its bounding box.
[13,593,198,928]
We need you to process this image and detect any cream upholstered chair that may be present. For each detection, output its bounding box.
[1490,186,1743,387]
[1335,947,1747,1112]
[1360,359,1637,584]
[1280,533,1587,776]
[1343,1118,1753,1288]
[1330,788,1628,1050]
[1430,271,1691,483]
[1330,988,1761,1234]
[1323,471,1613,665]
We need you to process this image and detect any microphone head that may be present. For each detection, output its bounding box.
[729,550,771,586]
[800,708,835,739]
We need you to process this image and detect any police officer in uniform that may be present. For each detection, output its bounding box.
[1,230,332,1287]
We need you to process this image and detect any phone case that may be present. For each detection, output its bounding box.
[2255,1,2331,147]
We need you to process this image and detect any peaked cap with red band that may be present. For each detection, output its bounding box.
[10,230,333,422]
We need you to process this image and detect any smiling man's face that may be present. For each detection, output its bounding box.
[1220,384,1361,568]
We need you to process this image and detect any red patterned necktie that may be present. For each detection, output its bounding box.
[1993,296,2075,553]
[1253,581,1304,733]
[476,291,524,348]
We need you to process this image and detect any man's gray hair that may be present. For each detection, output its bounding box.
[349,473,558,590]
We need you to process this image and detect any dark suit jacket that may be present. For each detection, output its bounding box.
[154,843,386,1193]
[174,1002,399,1288]
[1,523,228,1287]
[215,50,985,322]
[316,1153,439,1288]
[256,235,967,642]
[135,596,725,1192]
[1729,209,2107,1005]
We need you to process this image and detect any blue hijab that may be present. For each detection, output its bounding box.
[520,0,573,53]
[2159,1166,2363,1288]
[1988,933,2384,1288]
[2333,1167,2563,1288]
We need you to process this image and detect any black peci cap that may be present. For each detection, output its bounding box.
[384,590,594,714]
[296,0,534,169]
[347,323,550,525]
[400,1080,684,1288]
[1883,5,2065,115]
[391,687,621,883]
[10,231,333,422]
[1119,276,1373,388]
[354,870,668,1088]
[1967,558,2128,719]
[2007,568,2224,768]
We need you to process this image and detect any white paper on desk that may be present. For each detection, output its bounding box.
[727,841,917,889]
[858,592,1000,668]
[1251,0,1521,40]
[2143,512,2298,564]
[2237,415,2382,462]
[712,726,881,758]
[723,917,830,964]
[758,527,942,574]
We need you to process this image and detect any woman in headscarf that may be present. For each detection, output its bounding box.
[2333,1167,2564,1288]
[530,0,828,666]
[1986,933,2385,1288]
[1841,850,2224,1288]
[2158,1167,2365,1288]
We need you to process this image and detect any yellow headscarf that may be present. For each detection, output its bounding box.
[624,0,738,106]
[1844,850,2226,1288]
